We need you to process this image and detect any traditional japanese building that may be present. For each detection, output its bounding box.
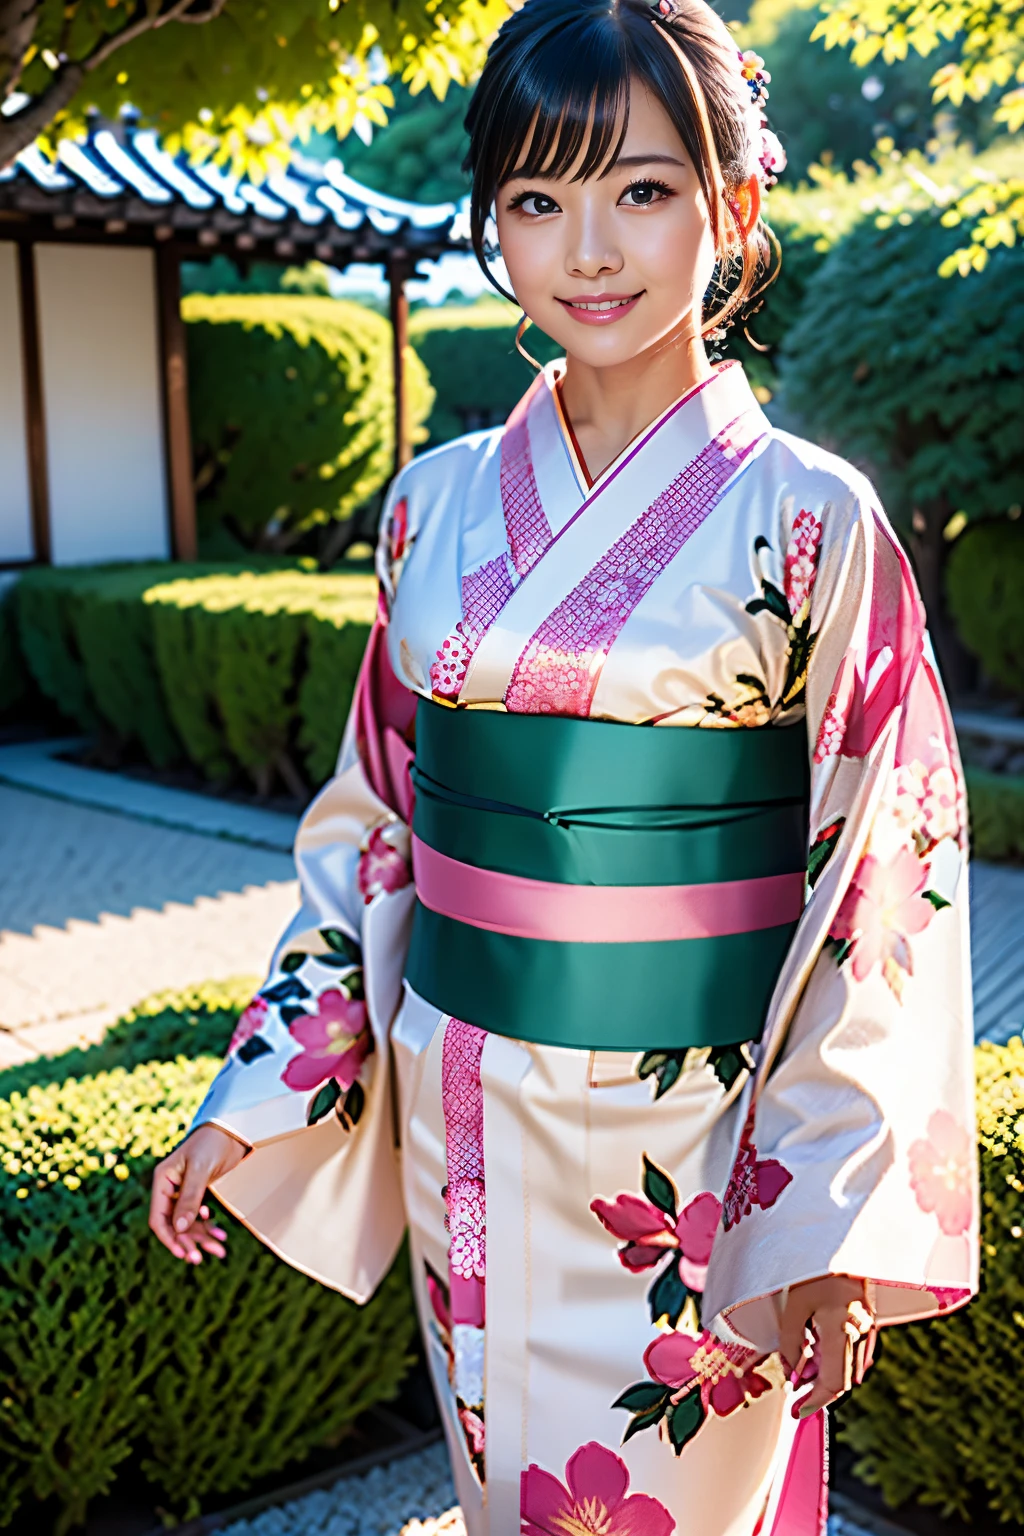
[0,113,468,568]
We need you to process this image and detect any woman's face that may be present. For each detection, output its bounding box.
[495,81,720,370]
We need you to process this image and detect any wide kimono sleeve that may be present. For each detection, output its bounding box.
[189,480,419,1302]
[702,485,979,1352]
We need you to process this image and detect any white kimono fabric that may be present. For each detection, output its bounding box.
[194,361,977,1536]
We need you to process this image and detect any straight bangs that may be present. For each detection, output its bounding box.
[486,38,630,192]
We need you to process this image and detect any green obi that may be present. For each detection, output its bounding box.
[404,699,809,1052]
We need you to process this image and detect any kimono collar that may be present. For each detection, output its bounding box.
[528,357,761,506]
[459,360,768,709]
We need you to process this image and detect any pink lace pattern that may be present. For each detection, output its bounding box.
[505,413,765,717]
[430,557,515,698]
[429,405,553,700]
[442,1016,488,1326]
[501,410,553,577]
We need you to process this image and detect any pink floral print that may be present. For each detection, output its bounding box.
[280,989,370,1093]
[356,824,411,903]
[592,1188,721,1292]
[909,1111,974,1236]
[228,995,268,1054]
[784,506,823,619]
[893,760,960,854]
[829,847,934,998]
[722,1107,793,1231]
[644,1330,772,1418]
[521,1442,675,1536]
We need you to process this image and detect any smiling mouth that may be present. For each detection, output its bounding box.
[560,293,642,312]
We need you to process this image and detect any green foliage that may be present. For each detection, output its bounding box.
[0,982,416,1532]
[811,0,1024,268]
[965,768,1024,861]
[184,294,433,552]
[181,257,334,299]
[779,205,1024,535]
[146,569,376,793]
[737,0,992,185]
[14,565,376,793]
[68,566,184,769]
[341,80,474,205]
[837,1037,1024,1524]
[0,582,27,719]
[946,517,1024,695]
[14,567,101,732]
[0,0,511,185]
[408,302,562,445]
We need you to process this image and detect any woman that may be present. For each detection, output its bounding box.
[150,2,978,1531]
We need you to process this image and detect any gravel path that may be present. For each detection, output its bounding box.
[217,1444,894,1536]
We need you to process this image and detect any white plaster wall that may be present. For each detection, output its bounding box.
[35,244,169,565]
[0,243,34,563]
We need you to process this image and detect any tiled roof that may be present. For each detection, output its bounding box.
[0,114,470,263]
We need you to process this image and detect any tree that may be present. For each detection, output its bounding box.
[812,0,1024,266]
[338,79,473,204]
[738,0,995,183]
[778,202,1024,689]
[0,0,510,177]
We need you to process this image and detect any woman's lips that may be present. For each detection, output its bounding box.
[555,291,643,325]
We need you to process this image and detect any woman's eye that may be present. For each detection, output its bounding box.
[513,192,561,217]
[619,180,672,207]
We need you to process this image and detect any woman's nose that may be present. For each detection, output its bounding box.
[564,206,624,280]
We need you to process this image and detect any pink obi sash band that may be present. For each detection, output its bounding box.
[412,835,804,944]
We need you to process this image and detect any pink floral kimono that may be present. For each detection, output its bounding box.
[194,360,977,1536]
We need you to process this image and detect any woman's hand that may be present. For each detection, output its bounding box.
[779,1275,876,1417]
[149,1124,249,1264]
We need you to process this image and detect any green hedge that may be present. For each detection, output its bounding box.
[838,1037,1024,1524]
[13,565,376,794]
[185,294,433,550]
[0,580,27,719]
[966,767,1024,863]
[946,517,1024,698]
[0,982,416,1533]
[408,302,561,446]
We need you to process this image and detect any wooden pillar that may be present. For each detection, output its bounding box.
[155,241,197,562]
[17,241,50,563]
[388,251,412,477]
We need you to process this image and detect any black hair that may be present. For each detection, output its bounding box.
[463,0,775,335]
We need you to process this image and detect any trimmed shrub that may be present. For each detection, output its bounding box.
[184,295,433,551]
[837,1037,1024,1524]
[966,767,1024,863]
[68,565,184,768]
[146,569,376,792]
[14,567,102,731]
[409,302,561,446]
[13,565,375,794]
[0,580,27,718]
[0,983,416,1532]
[946,518,1024,698]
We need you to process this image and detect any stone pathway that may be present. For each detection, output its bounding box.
[215,1443,895,1536]
[0,783,297,1063]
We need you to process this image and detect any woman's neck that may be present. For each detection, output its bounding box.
[557,327,714,483]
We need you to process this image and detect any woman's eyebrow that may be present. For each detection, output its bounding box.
[606,152,687,169]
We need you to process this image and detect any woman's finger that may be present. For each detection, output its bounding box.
[796,1310,849,1417]
[173,1156,212,1237]
[149,1152,188,1256]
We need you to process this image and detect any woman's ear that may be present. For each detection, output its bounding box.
[728,174,761,239]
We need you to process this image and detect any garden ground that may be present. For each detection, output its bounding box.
[0,760,1020,1536]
